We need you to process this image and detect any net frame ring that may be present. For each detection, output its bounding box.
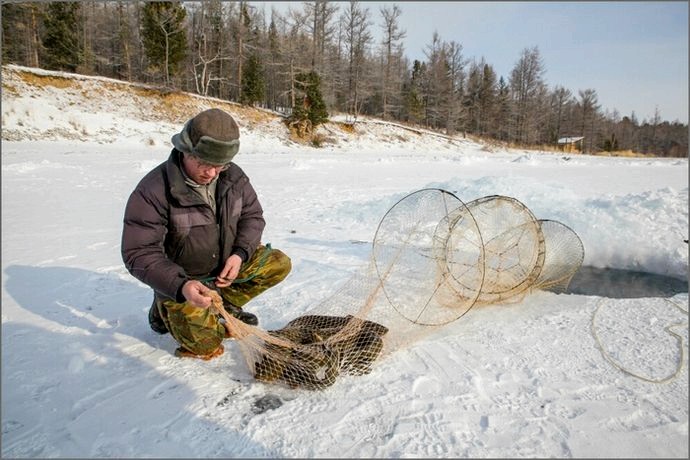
[465,195,546,302]
[372,188,485,326]
[533,219,585,292]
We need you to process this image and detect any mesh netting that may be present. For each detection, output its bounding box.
[217,189,584,390]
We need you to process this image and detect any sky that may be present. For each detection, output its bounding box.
[259,1,689,124]
[1,64,688,458]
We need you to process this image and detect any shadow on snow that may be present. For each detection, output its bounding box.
[2,264,271,457]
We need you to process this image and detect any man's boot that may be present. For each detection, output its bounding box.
[223,300,259,326]
[175,344,224,360]
[148,301,169,334]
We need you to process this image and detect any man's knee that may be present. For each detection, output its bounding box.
[269,249,292,283]
[162,301,225,355]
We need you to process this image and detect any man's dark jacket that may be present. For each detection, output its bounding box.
[121,149,265,301]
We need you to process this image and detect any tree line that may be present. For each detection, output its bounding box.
[2,1,687,157]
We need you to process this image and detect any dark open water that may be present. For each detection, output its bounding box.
[565,266,689,299]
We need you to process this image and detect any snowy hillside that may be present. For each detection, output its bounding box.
[1,64,474,154]
[1,65,688,458]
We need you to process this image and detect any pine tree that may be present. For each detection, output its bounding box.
[2,3,42,67]
[495,76,512,141]
[401,59,426,124]
[241,53,265,106]
[463,62,482,133]
[289,70,329,135]
[42,2,83,72]
[141,1,187,86]
[265,18,281,110]
[479,63,497,135]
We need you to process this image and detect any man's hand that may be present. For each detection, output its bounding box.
[181,280,213,308]
[215,254,243,288]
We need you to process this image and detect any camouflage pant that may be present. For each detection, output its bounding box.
[156,245,291,355]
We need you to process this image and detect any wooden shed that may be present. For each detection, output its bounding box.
[557,136,584,153]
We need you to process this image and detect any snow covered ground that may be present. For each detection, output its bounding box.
[1,66,688,458]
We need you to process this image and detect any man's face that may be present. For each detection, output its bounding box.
[182,154,229,185]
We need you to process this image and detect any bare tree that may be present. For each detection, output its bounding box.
[422,33,465,133]
[423,32,444,128]
[577,88,600,152]
[341,1,372,118]
[378,3,405,120]
[141,2,188,87]
[549,86,573,143]
[650,106,662,155]
[442,40,465,135]
[188,0,233,97]
[2,2,43,67]
[234,1,251,100]
[115,1,134,81]
[278,5,312,112]
[79,2,137,80]
[300,1,339,111]
[509,46,546,144]
[303,1,338,73]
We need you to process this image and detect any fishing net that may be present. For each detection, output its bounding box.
[218,189,584,390]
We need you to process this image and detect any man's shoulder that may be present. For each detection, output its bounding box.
[223,162,249,182]
[228,162,246,175]
[133,160,169,193]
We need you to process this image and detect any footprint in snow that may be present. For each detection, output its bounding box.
[251,394,283,414]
